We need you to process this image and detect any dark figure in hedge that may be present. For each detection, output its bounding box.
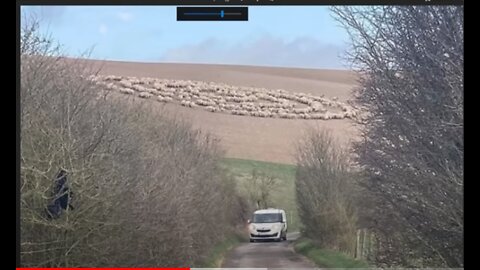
[45,169,73,219]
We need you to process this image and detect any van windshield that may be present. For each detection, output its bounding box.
[253,213,282,223]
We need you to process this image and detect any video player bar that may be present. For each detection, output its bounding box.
[179,0,462,4]
[177,7,248,21]
[19,0,463,5]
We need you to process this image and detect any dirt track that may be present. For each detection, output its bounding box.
[221,232,316,268]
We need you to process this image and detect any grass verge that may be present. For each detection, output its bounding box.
[294,238,370,268]
[199,233,246,268]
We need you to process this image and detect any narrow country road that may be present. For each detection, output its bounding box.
[221,232,317,268]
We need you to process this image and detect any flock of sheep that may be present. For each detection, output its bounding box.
[91,75,358,120]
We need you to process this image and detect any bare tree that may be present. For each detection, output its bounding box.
[245,169,278,209]
[295,129,358,255]
[20,16,247,267]
[331,6,463,267]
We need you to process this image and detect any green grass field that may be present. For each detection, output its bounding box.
[220,158,300,232]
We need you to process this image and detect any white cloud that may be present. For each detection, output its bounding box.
[99,24,108,35]
[160,35,347,69]
[117,12,133,22]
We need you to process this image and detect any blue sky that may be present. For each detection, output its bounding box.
[21,6,351,69]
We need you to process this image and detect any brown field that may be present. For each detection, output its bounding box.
[87,59,360,164]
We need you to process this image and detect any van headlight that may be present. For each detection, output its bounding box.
[249,224,256,231]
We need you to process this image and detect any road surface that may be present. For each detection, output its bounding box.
[221,232,317,268]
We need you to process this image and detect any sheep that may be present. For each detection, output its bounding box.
[225,91,236,97]
[195,99,216,107]
[293,107,312,114]
[162,92,175,98]
[313,96,325,102]
[270,108,280,113]
[285,113,297,119]
[138,92,153,99]
[119,88,135,95]
[132,85,147,92]
[136,78,147,85]
[245,95,258,102]
[157,96,167,102]
[264,96,280,103]
[331,113,344,119]
[310,113,323,119]
[145,88,159,95]
[231,109,248,116]
[108,77,353,120]
[143,77,156,84]
[206,106,218,112]
[104,75,121,81]
[227,104,238,110]
[279,93,294,99]
[243,106,255,112]
[232,97,244,103]
[129,78,141,84]
[163,88,177,94]
[95,80,108,87]
[87,75,99,82]
[190,89,200,95]
[317,108,327,113]
[251,111,269,117]
[321,112,335,120]
[109,85,123,92]
[324,100,336,107]
[104,82,116,90]
[166,82,185,88]
[344,110,357,119]
[296,96,312,105]
[311,103,324,112]
[120,80,133,88]
[181,100,197,108]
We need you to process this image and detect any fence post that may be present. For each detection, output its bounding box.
[356,229,361,259]
[364,229,369,259]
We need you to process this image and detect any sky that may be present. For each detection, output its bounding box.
[21,6,352,70]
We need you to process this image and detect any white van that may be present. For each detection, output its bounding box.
[248,208,287,242]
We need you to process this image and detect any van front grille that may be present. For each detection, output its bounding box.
[251,233,278,238]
